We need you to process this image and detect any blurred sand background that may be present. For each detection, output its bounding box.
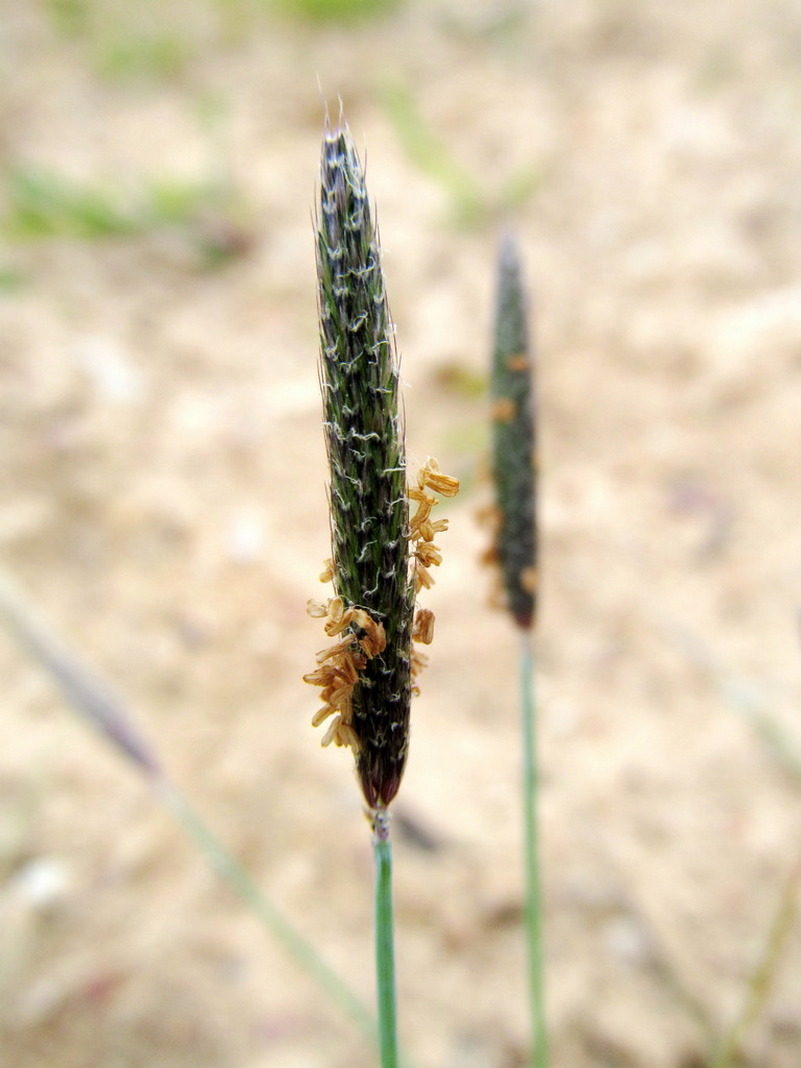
[1,1,801,1065]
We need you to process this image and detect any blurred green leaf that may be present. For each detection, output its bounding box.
[0,267,27,293]
[380,82,541,230]
[43,0,90,35]
[380,82,487,227]
[269,0,400,23]
[3,165,252,267]
[5,168,141,238]
[93,32,191,81]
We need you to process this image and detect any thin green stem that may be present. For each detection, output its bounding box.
[520,632,548,1068]
[0,570,377,1047]
[653,617,801,785]
[373,813,399,1068]
[708,863,800,1068]
[156,780,377,1044]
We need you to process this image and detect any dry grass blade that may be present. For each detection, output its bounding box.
[0,569,379,1044]
[0,570,160,777]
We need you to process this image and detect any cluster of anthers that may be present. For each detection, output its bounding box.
[410,457,460,591]
[303,596,386,750]
[304,456,459,751]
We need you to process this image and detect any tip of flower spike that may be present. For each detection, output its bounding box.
[321,92,346,134]
[322,115,347,146]
[498,229,522,276]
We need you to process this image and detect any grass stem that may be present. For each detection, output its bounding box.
[374,813,399,1068]
[520,632,548,1068]
[708,862,800,1068]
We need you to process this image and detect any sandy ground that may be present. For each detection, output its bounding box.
[2,1,801,1066]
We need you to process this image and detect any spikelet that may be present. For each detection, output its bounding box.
[489,232,537,630]
[305,119,460,809]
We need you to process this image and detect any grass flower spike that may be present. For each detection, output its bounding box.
[490,231,537,630]
[306,120,458,814]
[488,232,548,1067]
[308,116,458,1068]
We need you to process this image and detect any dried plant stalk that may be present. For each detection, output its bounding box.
[491,231,537,629]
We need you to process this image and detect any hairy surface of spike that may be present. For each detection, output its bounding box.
[491,232,537,629]
[316,123,414,807]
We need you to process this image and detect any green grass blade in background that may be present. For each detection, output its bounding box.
[380,83,541,229]
[655,617,801,786]
[0,570,161,778]
[158,781,378,1042]
[0,570,377,1045]
[708,863,800,1068]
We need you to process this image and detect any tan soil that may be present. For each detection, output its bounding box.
[2,2,801,1066]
